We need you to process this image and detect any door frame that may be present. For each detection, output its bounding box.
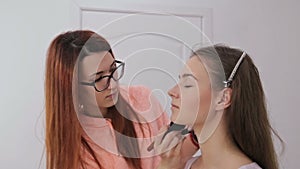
[70,0,213,41]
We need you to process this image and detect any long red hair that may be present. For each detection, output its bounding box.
[45,30,143,169]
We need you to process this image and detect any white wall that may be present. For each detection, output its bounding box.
[0,0,71,168]
[0,0,299,169]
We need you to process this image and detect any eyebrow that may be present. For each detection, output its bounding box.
[89,60,116,77]
[179,73,198,81]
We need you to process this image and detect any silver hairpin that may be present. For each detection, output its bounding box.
[223,52,246,88]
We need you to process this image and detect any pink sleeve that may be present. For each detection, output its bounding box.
[120,85,170,169]
[121,85,170,131]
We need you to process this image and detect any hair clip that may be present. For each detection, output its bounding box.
[223,52,246,88]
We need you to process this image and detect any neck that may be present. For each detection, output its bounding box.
[83,107,107,118]
[193,118,251,168]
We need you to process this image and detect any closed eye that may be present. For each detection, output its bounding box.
[184,85,193,88]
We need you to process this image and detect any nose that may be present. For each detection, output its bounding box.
[107,77,118,90]
[168,84,180,98]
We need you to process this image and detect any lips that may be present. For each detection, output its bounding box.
[171,103,180,109]
[106,91,117,98]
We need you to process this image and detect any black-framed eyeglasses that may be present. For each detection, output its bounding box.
[80,60,125,92]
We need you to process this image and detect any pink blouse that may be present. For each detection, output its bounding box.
[79,85,169,169]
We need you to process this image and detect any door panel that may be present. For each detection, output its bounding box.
[75,3,212,115]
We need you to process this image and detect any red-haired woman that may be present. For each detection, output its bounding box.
[45,30,174,169]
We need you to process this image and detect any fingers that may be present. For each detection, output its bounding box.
[147,125,169,151]
[174,137,185,154]
[154,130,185,155]
[159,137,186,169]
[147,122,191,154]
[147,142,155,152]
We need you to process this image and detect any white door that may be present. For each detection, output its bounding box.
[72,0,213,115]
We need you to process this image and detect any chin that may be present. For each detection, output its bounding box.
[170,113,179,122]
[106,101,116,108]
[113,93,119,104]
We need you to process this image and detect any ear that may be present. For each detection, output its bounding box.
[215,88,232,111]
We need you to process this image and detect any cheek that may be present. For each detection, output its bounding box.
[182,92,199,112]
[175,89,200,125]
[95,93,107,107]
[196,87,212,124]
[79,87,96,104]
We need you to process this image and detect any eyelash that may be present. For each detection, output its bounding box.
[184,85,193,88]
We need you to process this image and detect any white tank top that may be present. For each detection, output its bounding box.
[184,157,262,169]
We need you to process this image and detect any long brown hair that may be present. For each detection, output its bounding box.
[194,45,283,169]
[45,30,142,169]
